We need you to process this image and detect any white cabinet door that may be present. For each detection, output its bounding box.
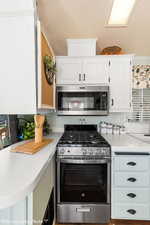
[0,15,37,114]
[27,156,55,225]
[56,58,82,84]
[0,197,27,225]
[109,56,133,112]
[82,57,109,84]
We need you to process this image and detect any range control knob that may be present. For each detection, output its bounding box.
[60,148,65,154]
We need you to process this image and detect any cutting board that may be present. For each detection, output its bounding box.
[11,138,53,155]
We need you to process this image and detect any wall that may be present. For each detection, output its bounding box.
[46,56,150,133]
[37,0,150,56]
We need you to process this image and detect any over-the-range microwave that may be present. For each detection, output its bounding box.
[56,85,109,116]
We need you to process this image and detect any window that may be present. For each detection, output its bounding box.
[108,0,136,26]
[129,89,150,121]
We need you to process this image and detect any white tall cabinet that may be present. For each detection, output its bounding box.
[109,56,133,112]
[0,0,55,114]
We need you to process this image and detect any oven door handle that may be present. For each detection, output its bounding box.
[58,158,111,164]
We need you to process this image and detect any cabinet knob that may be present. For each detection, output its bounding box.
[127,209,136,215]
[83,74,86,81]
[127,177,136,182]
[127,193,136,198]
[111,99,114,106]
[79,74,81,81]
[127,161,136,166]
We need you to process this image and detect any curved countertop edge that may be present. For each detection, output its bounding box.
[0,132,62,210]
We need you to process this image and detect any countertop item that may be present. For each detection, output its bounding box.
[0,133,62,209]
[11,138,53,154]
[103,133,150,154]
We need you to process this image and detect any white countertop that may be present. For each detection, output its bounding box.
[1,131,150,210]
[0,133,62,210]
[103,133,150,153]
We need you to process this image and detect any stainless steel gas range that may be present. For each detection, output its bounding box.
[56,125,111,224]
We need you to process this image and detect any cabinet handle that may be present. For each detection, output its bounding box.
[83,74,86,81]
[127,209,136,215]
[79,74,81,81]
[127,161,136,166]
[127,193,136,198]
[127,177,136,182]
[111,99,114,106]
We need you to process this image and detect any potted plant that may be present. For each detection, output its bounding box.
[43,55,56,85]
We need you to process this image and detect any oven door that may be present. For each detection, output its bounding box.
[56,85,109,115]
[57,158,111,204]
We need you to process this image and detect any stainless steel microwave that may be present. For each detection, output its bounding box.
[56,85,109,116]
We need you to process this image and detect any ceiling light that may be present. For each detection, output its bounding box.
[108,0,136,26]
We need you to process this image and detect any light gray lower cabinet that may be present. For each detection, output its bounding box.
[0,198,27,225]
[0,156,55,225]
[111,155,150,220]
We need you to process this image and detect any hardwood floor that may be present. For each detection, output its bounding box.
[56,220,150,225]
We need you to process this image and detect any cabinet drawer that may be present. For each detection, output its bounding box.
[114,157,149,171]
[112,204,150,220]
[114,172,150,187]
[112,188,150,204]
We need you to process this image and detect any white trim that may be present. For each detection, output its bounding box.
[40,24,56,63]
[37,20,42,109]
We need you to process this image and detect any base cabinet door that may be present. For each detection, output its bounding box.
[28,156,55,225]
[0,198,27,225]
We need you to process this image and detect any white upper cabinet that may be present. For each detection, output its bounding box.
[56,58,82,84]
[82,58,109,84]
[56,56,109,85]
[0,15,37,114]
[109,55,133,112]
[0,13,55,114]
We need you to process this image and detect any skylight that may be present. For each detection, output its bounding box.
[108,0,136,26]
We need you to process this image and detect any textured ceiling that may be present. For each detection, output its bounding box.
[37,0,150,56]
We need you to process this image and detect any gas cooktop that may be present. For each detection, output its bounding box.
[58,130,110,147]
[57,125,110,157]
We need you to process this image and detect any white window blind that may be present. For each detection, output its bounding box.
[129,88,150,121]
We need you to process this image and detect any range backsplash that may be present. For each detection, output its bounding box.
[46,112,128,132]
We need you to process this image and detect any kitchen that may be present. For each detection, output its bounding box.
[0,0,150,225]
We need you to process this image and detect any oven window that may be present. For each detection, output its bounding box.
[58,92,108,111]
[60,163,108,203]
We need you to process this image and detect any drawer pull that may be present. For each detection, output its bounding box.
[127,209,136,215]
[76,208,91,213]
[127,161,136,166]
[127,177,136,182]
[127,193,136,198]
